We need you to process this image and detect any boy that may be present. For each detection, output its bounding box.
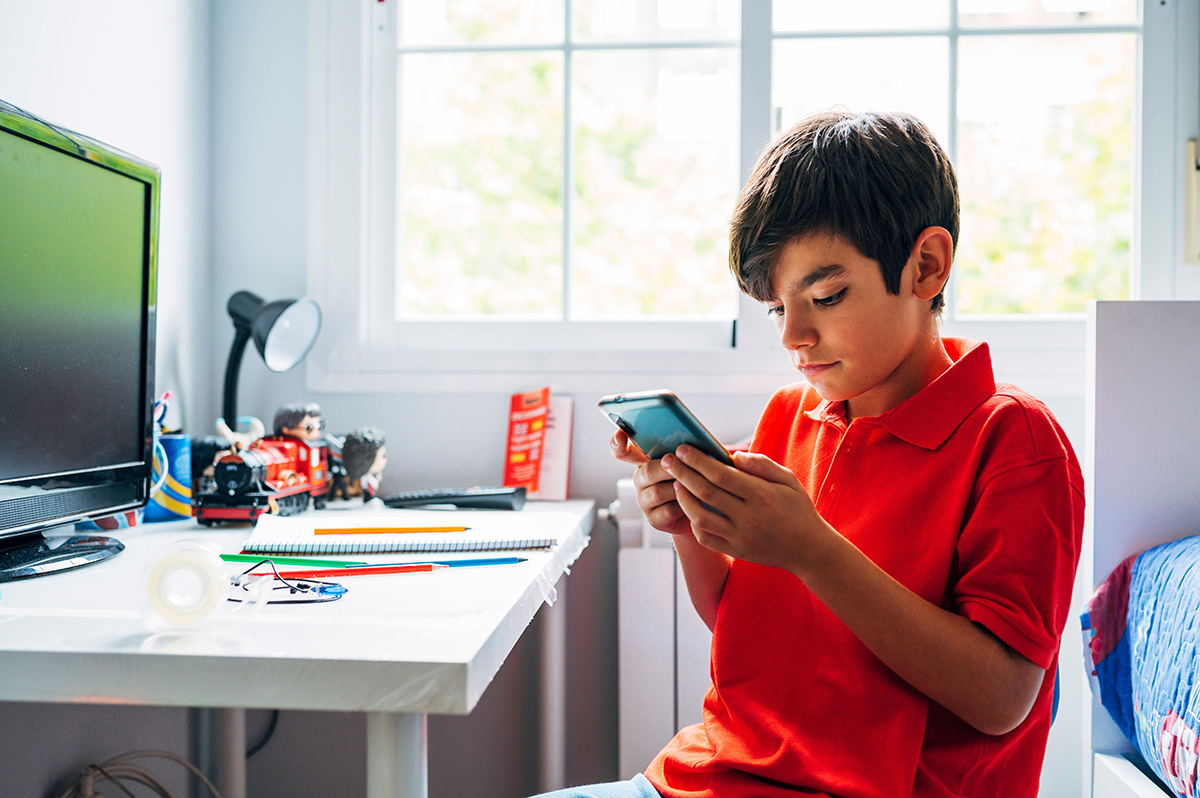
[543,110,1084,798]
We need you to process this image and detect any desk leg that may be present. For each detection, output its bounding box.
[214,707,247,798]
[539,577,567,792]
[367,712,428,798]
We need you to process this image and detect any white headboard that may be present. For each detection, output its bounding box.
[1088,300,1200,759]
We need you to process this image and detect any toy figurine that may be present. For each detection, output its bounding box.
[273,403,324,440]
[341,426,387,500]
[215,416,264,450]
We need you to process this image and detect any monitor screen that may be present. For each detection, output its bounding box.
[0,127,149,481]
[0,101,158,574]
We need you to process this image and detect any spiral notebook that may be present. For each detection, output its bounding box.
[241,510,557,555]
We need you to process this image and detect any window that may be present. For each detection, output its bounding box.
[376,0,747,356]
[398,1,740,327]
[307,0,1179,394]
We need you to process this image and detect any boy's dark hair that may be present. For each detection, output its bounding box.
[730,109,958,313]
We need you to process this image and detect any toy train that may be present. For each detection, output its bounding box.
[193,435,339,525]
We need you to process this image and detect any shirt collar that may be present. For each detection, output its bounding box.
[803,338,997,449]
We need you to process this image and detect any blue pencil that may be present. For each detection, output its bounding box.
[351,557,526,569]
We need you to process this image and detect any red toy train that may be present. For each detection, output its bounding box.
[193,435,331,525]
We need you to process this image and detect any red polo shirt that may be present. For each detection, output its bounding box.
[646,338,1084,798]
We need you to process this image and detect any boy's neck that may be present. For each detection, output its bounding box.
[845,329,952,421]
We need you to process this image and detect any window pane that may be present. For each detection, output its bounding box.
[400,0,564,47]
[772,37,950,146]
[573,0,739,43]
[955,34,1134,314]
[958,0,1137,28]
[572,49,740,319]
[774,0,949,32]
[398,52,564,318]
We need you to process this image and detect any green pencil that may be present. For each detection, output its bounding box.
[220,553,367,568]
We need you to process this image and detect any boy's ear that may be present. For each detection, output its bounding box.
[907,226,954,301]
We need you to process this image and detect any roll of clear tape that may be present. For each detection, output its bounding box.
[146,545,227,626]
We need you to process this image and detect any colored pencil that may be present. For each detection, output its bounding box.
[312,526,470,535]
[276,563,451,579]
[363,557,527,568]
[222,553,367,567]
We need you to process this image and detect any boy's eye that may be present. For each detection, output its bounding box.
[766,304,784,318]
[813,288,847,307]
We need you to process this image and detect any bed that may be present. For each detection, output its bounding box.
[1087,301,1200,798]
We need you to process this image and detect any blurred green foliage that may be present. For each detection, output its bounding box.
[956,35,1133,314]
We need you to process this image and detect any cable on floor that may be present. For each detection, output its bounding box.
[53,750,222,798]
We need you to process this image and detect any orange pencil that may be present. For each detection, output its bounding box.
[313,526,469,535]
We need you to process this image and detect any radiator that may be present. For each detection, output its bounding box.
[614,479,713,780]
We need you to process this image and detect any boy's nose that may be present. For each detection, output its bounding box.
[779,312,818,350]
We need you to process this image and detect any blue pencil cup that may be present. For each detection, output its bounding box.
[145,434,192,522]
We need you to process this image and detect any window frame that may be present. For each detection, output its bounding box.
[307,0,1176,397]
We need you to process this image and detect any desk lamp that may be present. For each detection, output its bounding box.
[222,290,322,427]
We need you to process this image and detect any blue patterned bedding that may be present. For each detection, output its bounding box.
[1083,535,1200,796]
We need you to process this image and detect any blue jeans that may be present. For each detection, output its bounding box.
[531,774,662,798]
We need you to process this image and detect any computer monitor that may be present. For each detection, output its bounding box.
[0,99,159,581]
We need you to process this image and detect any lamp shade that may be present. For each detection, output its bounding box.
[251,298,322,372]
[222,291,322,427]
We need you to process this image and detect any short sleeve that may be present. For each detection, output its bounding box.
[953,454,1085,670]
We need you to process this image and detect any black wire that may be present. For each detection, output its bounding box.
[230,560,345,604]
[246,710,280,759]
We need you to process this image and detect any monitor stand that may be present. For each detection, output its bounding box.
[0,527,124,582]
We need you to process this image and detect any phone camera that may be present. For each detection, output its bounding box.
[609,414,636,437]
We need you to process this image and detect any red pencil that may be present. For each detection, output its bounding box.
[274,563,450,579]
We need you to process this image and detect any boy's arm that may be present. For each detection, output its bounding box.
[611,431,731,631]
[662,445,1045,736]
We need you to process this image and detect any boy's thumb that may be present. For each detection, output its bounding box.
[732,451,793,484]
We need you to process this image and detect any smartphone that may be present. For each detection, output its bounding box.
[599,390,734,467]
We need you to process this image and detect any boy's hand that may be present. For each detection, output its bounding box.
[662,445,836,576]
[610,430,694,536]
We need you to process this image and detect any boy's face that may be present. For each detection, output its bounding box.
[766,231,946,419]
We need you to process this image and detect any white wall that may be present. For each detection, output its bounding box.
[0,0,212,793]
[0,0,214,434]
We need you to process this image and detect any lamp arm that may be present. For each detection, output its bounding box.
[222,327,253,429]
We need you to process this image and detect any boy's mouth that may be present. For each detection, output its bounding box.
[798,362,837,377]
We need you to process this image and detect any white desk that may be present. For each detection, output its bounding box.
[0,499,594,798]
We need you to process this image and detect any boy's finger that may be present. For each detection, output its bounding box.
[644,500,691,535]
[674,482,735,541]
[637,479,681,515]
[611,430,649,464]
[632,459,673,490]
[672,445,756,497]
[731,451,798,485]
[664,453,739,517]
